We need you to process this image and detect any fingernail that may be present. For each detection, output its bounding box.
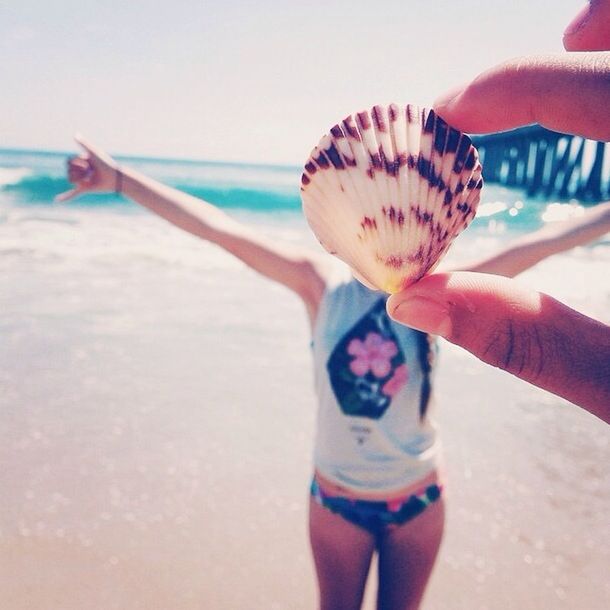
[564,4,590,36]
[433,84,466,113]
[388,296,452,338]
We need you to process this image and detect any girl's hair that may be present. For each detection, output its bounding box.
[414,330,435,420]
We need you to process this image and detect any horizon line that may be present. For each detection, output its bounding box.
[0,146,302,172]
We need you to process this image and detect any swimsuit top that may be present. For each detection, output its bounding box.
[311,266,441,494]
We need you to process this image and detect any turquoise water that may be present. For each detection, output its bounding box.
[0,148,301,211]
[0,147,596,235]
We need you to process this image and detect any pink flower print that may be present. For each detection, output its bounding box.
[381,364,409,397]
[347,332,398,378]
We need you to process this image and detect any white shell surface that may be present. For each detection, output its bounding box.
[301,104,483,293]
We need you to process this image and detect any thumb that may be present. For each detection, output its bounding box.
[387,272,610,421]
[54,185,85,203]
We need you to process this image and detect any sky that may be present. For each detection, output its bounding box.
[0,0,585,165]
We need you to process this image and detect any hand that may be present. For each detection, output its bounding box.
[388,3,610,422]
[432,1,610,141]
[432,52,610,141]
[56,135,121,202]
[387,273,610,423]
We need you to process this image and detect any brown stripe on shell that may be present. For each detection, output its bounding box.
[423,109,436,134]
[384,254,405,269]
[301,173,310,185]
[342,115,361,140]
[379,243,436,269]
[456,202,471,215]
[388,104,399,121]
[452,138,471,173]
[382,205,406,225]
[406,104,416,123]
[360,216,377,230]
[325,142,345,170]
[343,154,357,167]
[356,111,371,131]
[434,119,448,155]
[379,146,399,177]
[411,204,434,225]
[426,167,444,189]
[476,178,484,189]
[446,128,460,153]
[305,161,317,174]
[407,154,417,169]
[330,124,345,138]
[385,158,400,176]
[314,151,330,169]
[465,149,476,171]
[372,105,387,132]
[369,151,382,170]
[417,155,431,180]
[443,190,453,206]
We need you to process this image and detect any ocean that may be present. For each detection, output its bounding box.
[1,148,609,609]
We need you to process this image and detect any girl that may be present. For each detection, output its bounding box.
[59,137,610,610]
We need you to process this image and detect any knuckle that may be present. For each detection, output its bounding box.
[479,319,548,382]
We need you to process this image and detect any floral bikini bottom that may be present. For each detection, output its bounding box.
[311,476,443,537]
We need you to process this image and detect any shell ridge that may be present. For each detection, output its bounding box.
[323,127,383,276]
[387,103,410,286]
[371,105,400,264]
[305,145,365,269]
[367,107,396,280]
[354,109,394,271]
[404,104,422,267]
[340,113,384,274]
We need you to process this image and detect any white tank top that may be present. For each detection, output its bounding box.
[311,266,441,494]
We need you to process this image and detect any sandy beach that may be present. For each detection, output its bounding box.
[1,207,609,609]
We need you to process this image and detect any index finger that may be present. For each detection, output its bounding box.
[74,133,101,157]
[433,53,610,141]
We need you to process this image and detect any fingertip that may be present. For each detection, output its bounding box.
[74,133,91,152]
[432,84,466,119]
[563,3,590,50]
[54,188,79,203]
[386,292,403,320]
[387,292,453,338]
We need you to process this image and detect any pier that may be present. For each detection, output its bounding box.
[471,126,610,202]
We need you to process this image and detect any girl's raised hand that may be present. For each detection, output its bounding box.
[56,135,121,202]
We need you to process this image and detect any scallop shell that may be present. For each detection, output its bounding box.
[301,103,483,293]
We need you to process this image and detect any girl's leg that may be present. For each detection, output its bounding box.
[376,498,445,610]
[309,497,377,610]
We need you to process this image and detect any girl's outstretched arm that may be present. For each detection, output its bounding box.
[57,136,332,324]
[457,201,610,278]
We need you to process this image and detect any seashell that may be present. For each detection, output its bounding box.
[300,103,483,293]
